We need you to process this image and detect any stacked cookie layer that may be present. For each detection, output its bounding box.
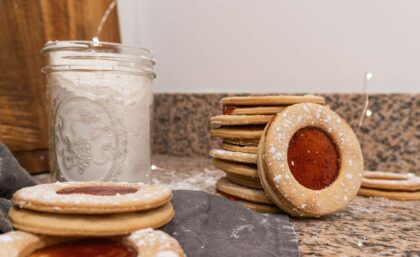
[358,171,420,200]
[9,182,174,236]
[210,95,326,213]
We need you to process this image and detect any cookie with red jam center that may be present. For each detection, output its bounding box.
[258,103,363,217]
[0,229,186,257]
[12,181,172,214]
[9,182,175,236]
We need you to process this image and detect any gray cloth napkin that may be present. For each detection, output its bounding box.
[0,143,37,233]
[0,143,37,200]
[0,198,13,233]
[163,190,299,257]
[0,142,299,256]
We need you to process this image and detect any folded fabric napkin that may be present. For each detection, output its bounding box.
[163,190,299,257]
[0,142,37,233]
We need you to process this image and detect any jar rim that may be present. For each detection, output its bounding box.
[41,40,155,77]
[41,40,154,61]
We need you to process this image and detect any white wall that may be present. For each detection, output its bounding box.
[117,0,420,93]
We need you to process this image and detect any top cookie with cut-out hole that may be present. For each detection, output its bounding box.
[12,182,172,214]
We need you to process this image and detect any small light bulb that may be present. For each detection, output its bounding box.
[366,109,372,117]
[92,37,100,46]
[366,73,373,80]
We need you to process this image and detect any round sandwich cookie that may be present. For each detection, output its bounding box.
[0,229,186,257]
[238,199,283,214]
[210,126,264,140]
[361,171,420,191]
[258,103,364,217]
[223,105,287,115]
[9,202,175,237]
[223,138,260,146]
[358,171,420,200]
[221,95,326,106]
[358,188,420,200]
[222,142,257,154]
[226,173,263,189]
[12,182,172,214]
[210,115,272,127]
[213,158,259,179]
[216,177,273,205]
[216,192,282,214]
[363,171,413,180]
[210,149,257,164]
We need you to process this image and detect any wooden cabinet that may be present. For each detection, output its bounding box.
[0,0,120,173]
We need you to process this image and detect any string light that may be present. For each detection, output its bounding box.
[92,0,117,42]
[357,73,373,132]
[92,36,100,46]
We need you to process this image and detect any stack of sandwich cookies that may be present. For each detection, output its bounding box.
[210,95,326,144]
[258,103,364,217]
[358,171,420,200]
[5,181,186,257]
[210,95,326,213]
[10,182,174,236]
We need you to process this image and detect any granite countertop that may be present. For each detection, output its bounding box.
[35,155,420,257]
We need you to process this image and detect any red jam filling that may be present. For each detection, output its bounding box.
[287,127,340,190]
[29,239,137,257]
[223,105,237,114]
[56,186,138,196]
[223,125,266,130]
[217,190,240,201]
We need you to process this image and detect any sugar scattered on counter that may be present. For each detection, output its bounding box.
[231,224,254,239]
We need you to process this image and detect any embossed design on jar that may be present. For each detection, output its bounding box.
[54,97,120,181]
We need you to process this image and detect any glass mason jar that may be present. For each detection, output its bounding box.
[42,41,155,183]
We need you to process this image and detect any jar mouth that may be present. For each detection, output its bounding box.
[41,40,156,77]
[42,41,153,59]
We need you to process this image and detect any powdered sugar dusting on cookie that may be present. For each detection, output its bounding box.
[274,175,282,183]
[127,229,184,257]
[0,231,42,257]
[272,152,285,161]
[269,144,276,154]
[157,251,179,257]
[0,234,15,243]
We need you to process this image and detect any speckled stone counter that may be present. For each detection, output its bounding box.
[34,155,420,257]
[152,93,419,174]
